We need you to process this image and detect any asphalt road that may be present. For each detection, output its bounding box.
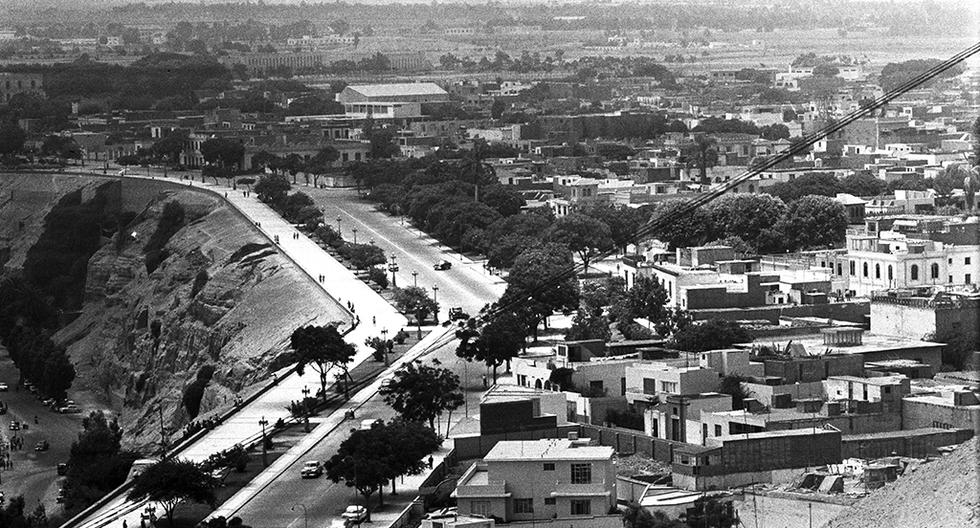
[0,349,87,513]
[305,187,508,319]
[230,335,481,528]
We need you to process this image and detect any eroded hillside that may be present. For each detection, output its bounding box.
[1,174,349,451]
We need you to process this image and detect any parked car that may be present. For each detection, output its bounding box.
[433,260,452,271]
[0,382,8,391]
[58,404,81,414]
[55,489,66,504]
[57,463,69,476]
[9,421,20,431]
[42,398,56,408]
[300,460,323,479]
[341,505,368,524]
[35,440,50,452]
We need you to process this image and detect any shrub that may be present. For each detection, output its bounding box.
[368,266,389,289]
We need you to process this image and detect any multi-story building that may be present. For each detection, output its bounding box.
[843,220,979,296]
[871,288,979,346]
[453,438,617,525]
[625,362,721,409]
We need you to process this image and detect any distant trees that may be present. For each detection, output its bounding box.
[670,320,750,352]
[200,138,245,171]
[499,243,579,341]
[290,324,357,400]
[128,458,218,527]
[548,212,613,274]
[0,121,26,156]
[254,173,291,204]
[777,195,848,249]
[63,412,140,513]
[681,134,719,185]
[456,310,526,383]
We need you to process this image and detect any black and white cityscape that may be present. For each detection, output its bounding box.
[0,1,977,527]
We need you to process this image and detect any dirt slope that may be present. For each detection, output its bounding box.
[826,438,978,528]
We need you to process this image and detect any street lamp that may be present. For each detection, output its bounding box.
[301,386,311,432]
[352,227,358,244]
[336,216,342,235]
[291,504,308,528]
[412,270,418,287]
[258,416,269,467]
[380,328,390,366]
[388,255,399,288]
[432,285,439,323]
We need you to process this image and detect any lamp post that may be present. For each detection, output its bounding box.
[412,270,418,287]
[291,504,308,528]
[336,216,342,235]
[258,416,269,467]
[301,386,311,432]
[381,328,389,366]
[388,255,399,288]
[432,285,439,323]
[352,227,358,244]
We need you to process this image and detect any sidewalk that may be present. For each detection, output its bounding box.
[71,168,408,528]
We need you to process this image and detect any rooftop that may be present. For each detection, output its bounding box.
[345,82,447,97]
[484,439,614,462]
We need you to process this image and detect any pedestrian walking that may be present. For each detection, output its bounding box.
[123,520,128,528]
[428,456,434,469]
[372,316,376,325]
[482,375,488,388]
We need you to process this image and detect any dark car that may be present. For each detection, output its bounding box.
[433,260,452,271]
[448,307,469,321]
[35,440,50,452]
[9,421,20,431]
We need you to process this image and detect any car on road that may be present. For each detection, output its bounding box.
[300,460,323,479]
[35,440,50,452]
[433,260,452,271]
[42,398,56,407]
[55,489,66,504]
[341,505,368,524]
[448,307,469,321]
[9,421,20,431]
[58,404,81,414]
[0,382,7,391]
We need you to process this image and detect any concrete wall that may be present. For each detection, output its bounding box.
[690,301,869,324]
[902,397,980,431]
[841,429,974,459]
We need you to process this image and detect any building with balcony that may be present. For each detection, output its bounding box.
[453,438,617,524]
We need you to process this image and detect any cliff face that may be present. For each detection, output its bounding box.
[1,175,348,451]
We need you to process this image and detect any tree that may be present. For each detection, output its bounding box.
[670,319,750,352]
[40,348,75,401]
[307,146,340,187]
[622,502,686,528]
[718,375,752,410]
[458,309,526,382]
[548,212,613,275]
[128,459,217,527]
[392,286,439,336]
[254,173,291,205]
[576,202,644,254]
[63,412,139,512]
[681,134,719,185]
[685,496,737,528]
[151,131,188,166]
[380,360,463,430]
[647,200,712,250]
[0,121,27,156]
[41,135,82,164]
[565,311,611,342]
[706,193,787,253]
[290,325,357,401]
[766,172,841,203]
[383,419,442,489]
[200,138,244,170]
[609,275,670,331]
[250,151,277,171]
[840,172,886,197]
[777,194,848,250]
[759,123,790,140]
[932,165,966,201]
[324,422,395,522]
[344,243,386,270]
[501,243,579,341]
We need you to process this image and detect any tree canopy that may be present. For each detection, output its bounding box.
[379,359,463,431]
[290,324,356,400]
[128,458,218,527]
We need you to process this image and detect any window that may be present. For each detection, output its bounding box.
[887,265,893,281]
[544,498,556,505]
[967,257,972,265]
[543,463,555,471]
[910,264,919,281]
[471,501,491,517]
[570,463,592,484]
[514,499,534,514]
[850,261,855,275]
[967,274,973,284]
[570,500,591,515]
[949,275,954,283]
[931,263,940,279]
[875,264,880,279]
[837,263,842,276]
[661,381,678,393]
[714,425,722,437]
[863,262,868,277]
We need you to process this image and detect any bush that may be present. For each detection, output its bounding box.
[368,266,389,289]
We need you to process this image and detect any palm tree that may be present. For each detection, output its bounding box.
[682,133,718,186]
[457,140,496,202]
